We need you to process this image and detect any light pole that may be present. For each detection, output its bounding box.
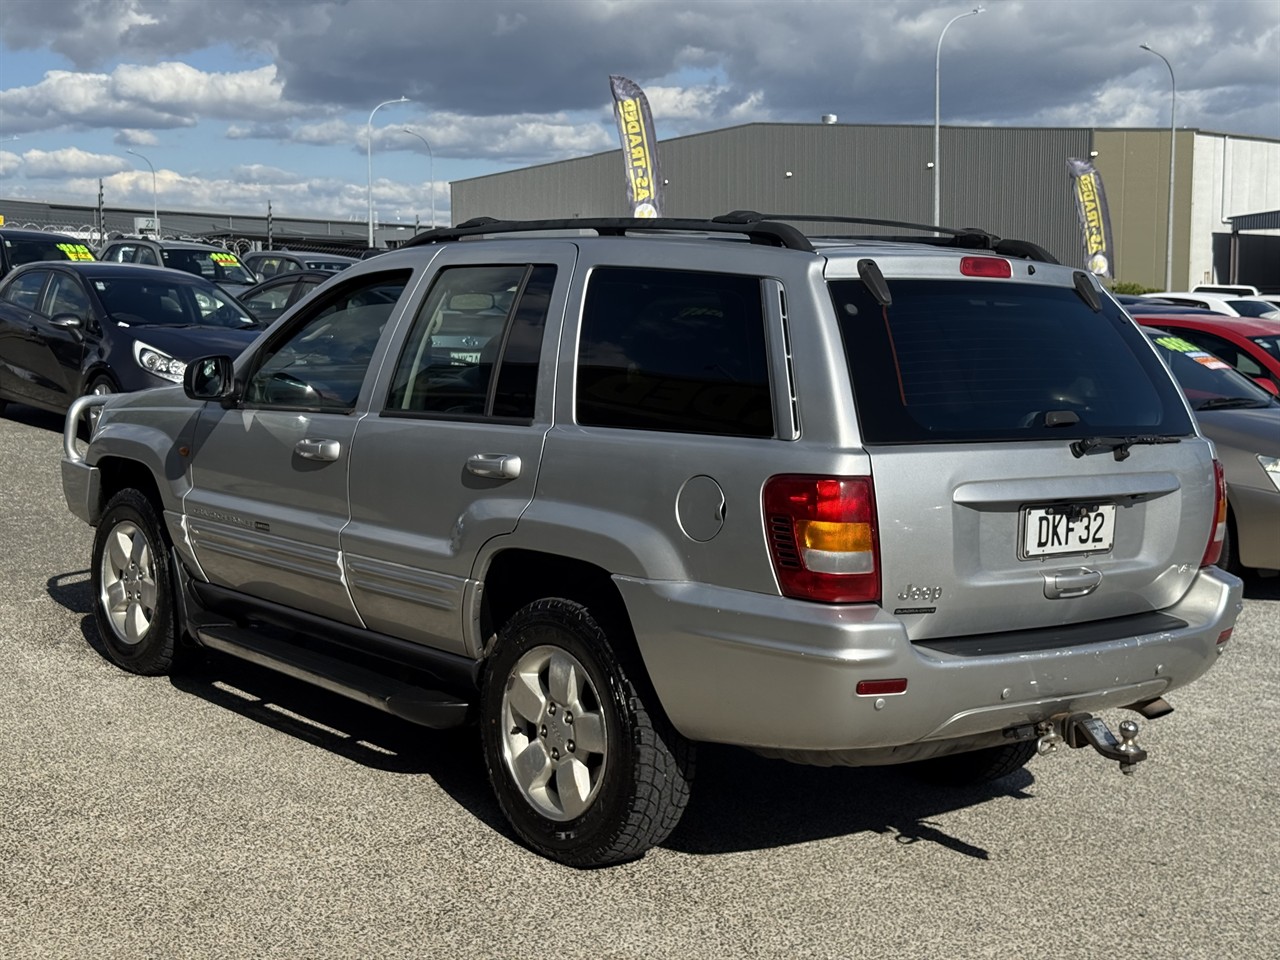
[401,127,435,229]
[933,6,984,227]
[1141,43,1176,290]
[366,96,410,247]
[126,149,159,237]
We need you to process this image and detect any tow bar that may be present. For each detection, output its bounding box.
[1032,712,1147,775]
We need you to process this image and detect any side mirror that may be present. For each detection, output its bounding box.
[1253,375,1280,398]
[184,355,238,403]
[49,312,84,332]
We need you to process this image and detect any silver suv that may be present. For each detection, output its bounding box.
[62,213,1243,867]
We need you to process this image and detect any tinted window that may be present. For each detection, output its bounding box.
[576,267,773,438]
[1,270,49,310]
[831,279,1194,443]
[161,248,255,285]
[1150,334,1276,408]
[93,276,254,329]
[245,271,410,411]
[1,236,94,266]
[385,264,553,420]
[47,273,91,319]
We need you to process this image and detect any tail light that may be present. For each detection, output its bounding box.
[763,475,880,603]
[1200,459,1227,568]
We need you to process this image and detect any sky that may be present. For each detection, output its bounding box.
[1,0,1277,229]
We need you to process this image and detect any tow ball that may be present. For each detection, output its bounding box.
[1034,712,1147,775]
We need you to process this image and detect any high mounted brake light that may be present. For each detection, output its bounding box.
[764,475,880,603]
[959,256,1012,278]
[1200,459,1228,568]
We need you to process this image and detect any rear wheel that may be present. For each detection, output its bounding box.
[91,488,179,675]
[911,740,1038,786]
[480,598,694,867]
[1217,512,1244,577]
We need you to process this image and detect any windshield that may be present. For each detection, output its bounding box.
[1227,299,1280,320]
[1249,334,1280,362]
[1149,334,1277,410]
[3,236,95,266]
[830,278,1195,443]
[160,248,256,285]
[94,276,259,329]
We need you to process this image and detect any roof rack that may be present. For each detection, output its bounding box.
[717,211,1059,264]
[399,216,815,252]
[397,211,1059,264]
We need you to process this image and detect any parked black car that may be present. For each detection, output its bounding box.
[235,269,332,323]
[0,227,96,281]
[0,261,261,416]
[97,238,258,295]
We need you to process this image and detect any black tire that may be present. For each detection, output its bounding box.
[91,488,179,675]
[480,598,694,867]
[911,740,1038,786]
[84,375,116,434]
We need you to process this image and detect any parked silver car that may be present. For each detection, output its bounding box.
[62,213,1242,867]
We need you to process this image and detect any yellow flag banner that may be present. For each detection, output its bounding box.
[1067,157,1115,278]
[609,75,662,218]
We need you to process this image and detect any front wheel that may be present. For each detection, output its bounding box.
[91,488,179,675]
[480,598,694,867]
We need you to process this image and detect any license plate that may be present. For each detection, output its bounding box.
[1021,504,1115,558]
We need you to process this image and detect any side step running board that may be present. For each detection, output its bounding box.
[195,626,471,730]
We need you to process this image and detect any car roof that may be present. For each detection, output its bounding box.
[10,260,224,284]
[1134,312,1280,337]
[1,227,87,241]
[105,237,226,251]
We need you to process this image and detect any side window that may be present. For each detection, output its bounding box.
[47,274,91,319]
[243,270,411,411]
[135,246,160,266]
[242,282,294,316]
[576,267,774,438]
[102,245,133,263]
[385,264,554,420]
[1,270,50,311]
[1178,330,1260,377]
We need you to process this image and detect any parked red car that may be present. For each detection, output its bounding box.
[1124,304,1280,397]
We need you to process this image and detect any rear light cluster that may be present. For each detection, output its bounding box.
[1200,459,1228,568]
[763,475,880,603]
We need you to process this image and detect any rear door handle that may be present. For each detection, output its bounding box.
[1043,568,1102,599]
[466,453,522,479]
[295,438,341,461]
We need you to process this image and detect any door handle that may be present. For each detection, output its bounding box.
[295,438,341,461]
[466,453,522,479]
[1043,568,1102,599]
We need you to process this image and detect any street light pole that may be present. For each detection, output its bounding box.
[366,96,410,247]
[126,149,159,237]
[401,127,435,229]
[1141,43,1176,291]
[933,6,984,227]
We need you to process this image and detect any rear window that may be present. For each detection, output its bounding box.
[830,279,1194,443]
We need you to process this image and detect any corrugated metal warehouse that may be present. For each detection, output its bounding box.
[452,122,1280,292]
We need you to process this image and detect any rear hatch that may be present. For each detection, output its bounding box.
[827,263,1215,641]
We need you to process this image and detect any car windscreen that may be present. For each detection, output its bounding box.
[2,236,96,266]
[830,278,1195,443]
[1249,335,1280,362]
[1226,300,1280,320]
[160,248,256,285]
[93,276,259,329]
[1149,333,1278,409]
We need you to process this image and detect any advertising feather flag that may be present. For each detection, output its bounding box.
[609,75,663,218]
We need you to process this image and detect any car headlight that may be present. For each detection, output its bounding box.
[1259,455,1280,494]
[133,341,187,383]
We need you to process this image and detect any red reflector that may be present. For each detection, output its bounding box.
[1217,629,1233,645]
[959,256,1012,278]
[855,679,908,696]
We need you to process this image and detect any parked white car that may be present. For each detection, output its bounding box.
[1143,291,1280,319]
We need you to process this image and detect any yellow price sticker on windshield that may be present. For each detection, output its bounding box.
[210,252,239,265]
[56,243,96,261]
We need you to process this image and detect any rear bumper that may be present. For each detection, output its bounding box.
[618,566,1243,755]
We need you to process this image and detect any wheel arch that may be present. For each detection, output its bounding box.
[478,548,655,700]
[92,455,167,526]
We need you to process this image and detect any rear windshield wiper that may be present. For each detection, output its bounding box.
[1070,435,1181,461]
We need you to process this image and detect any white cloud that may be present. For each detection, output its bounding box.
[115,129,159,146]
[0,150,21,176]
[19,147,132,178]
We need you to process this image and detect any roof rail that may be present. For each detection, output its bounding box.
[399,216,815,252]
[718,211,1059,263]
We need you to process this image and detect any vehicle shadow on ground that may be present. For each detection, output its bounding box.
[665,745,1032,860]
[2,402,66,433]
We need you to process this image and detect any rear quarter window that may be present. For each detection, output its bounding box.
[830,278,1194,443]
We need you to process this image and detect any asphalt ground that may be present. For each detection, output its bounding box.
[1,401,1278,960]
